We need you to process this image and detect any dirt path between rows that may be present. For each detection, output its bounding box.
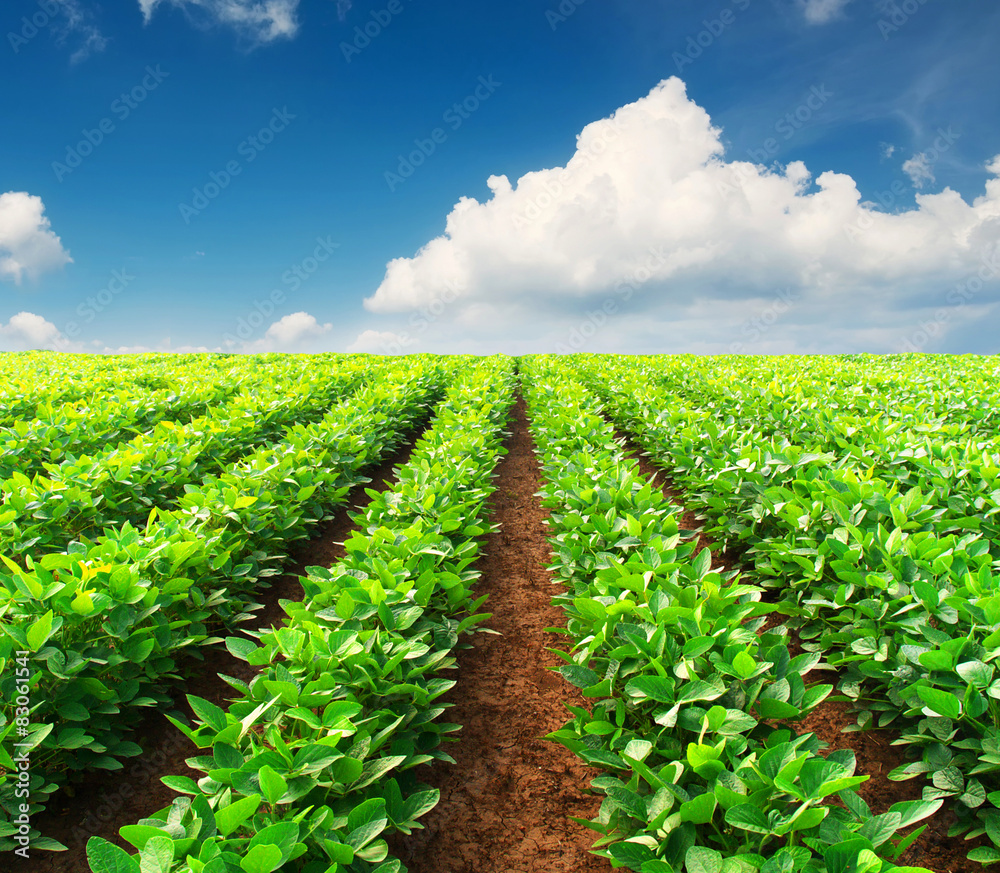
[392,395,610,873]
[17,435,420,873]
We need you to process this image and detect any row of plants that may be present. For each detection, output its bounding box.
[520,357,938,873]
[0,353,176,426]
[0,357,375,561]
[631,356,1000,436]
[577,356,1000,866]
[609,356,1000,553]
[83,355,517,873]
[1,355,256,480]
[0,359,449,845]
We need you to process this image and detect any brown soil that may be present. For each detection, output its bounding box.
[390,396,610,873]
[18,437,419,873]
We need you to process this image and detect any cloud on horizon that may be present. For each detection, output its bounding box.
[355,77,1000,355]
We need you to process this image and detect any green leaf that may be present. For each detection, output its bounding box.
[680,792,718,824]
[677,680,725,704]
[625,675,676,704]
[215,794,262,837]
[756,698,801,719]
[139,836,174,873]
[26,610,55,652]
[187,695,228,731]
[120,825,169,852]
[732,652,757,680]
[240,845,283,873]
[726,803,770,834]
[686,846,723,873]
[86,838,142,873]
[560,665,601,688]
[609,840,656,869]
[887,798,942,829]
[858,812,902,847]
[957,660,993,688]
[915,686,961,719]
[257,765,288,804]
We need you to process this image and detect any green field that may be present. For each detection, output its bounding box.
[1,352,998,873]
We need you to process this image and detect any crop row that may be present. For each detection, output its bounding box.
[0,352,231,427]
[521,357,939,873]
[1,355,260,480]
[83,355,517,873]
[576,356,1000,867]
[604,356,1000,556]
[0,358,446,844]
[0,357,373,561]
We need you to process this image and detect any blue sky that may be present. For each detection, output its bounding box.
[2,0,999,354]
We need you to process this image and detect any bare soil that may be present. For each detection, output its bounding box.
[390,396,610,873]
[18,437,419,873]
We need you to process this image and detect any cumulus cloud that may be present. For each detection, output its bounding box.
[880,142,896,159]
[0,192,73,285]
[902,152,935,189]
[0,312,66,350]
[240,311,333,352]
[139,0,299,44]
[360,77,1000,354]
[346,329,407,353]
[799,0,854,24]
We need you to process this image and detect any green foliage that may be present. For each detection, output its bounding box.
[0,357,445,844]
[85,356,517,872]
[522,357,935,873]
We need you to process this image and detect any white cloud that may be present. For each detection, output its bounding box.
[0,192,73,285]
[139,0,299,43]
[0,312,81,351]
[241,311,333,351]
[880,142,896,159]
[799,0,854,24]
[346,329,408,353]
[361,77,1000,354]
[56,0,109,63]
[902,152,935,189]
